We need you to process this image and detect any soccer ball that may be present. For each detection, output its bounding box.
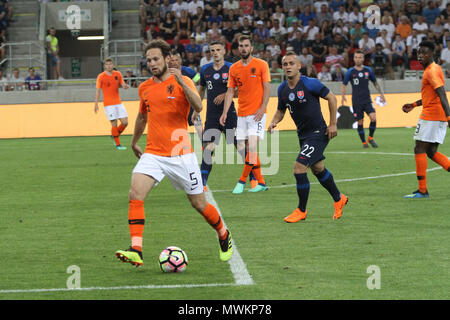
[158,246,188,273]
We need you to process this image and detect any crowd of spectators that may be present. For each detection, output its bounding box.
[0,0,13,65]
[138,0,450,81]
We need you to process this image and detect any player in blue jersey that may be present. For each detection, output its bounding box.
[169,52,203,141]
[195,41,257,191]
[341,50,386,148]
[268,51,349,222]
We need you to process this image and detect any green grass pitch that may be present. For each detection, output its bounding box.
[0,128,449,300]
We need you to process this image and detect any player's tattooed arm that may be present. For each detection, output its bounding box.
[435,86,450,126]
[402,99,422,113]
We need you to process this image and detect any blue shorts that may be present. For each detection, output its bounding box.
[47,53,59,67]
[203,110,237,145]
[353,103,375,120]
[296,131,329,167]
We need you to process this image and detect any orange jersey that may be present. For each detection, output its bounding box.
[420,62,447,121]
[228,57,270,117]
[96,71,125,107]
[139,75,198,157]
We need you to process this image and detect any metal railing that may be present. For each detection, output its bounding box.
[100,39,145,70]
[0,42,46,79]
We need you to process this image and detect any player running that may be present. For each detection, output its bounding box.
[220,35,271,194]
[169,52,203,142]
[268,52,348,222]
[115,40,233,267]
[196,41,257,191]
[341,50,386,148]
[402,41,450,198]
[94,58,130,150]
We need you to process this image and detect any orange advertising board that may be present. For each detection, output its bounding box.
[0,93,445,139]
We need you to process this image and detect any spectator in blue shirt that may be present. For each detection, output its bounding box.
[25,67,44,91]
[185,36,203,57]
[298,5,316,27]
[422,1,441,25]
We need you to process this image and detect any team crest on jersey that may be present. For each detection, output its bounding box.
[358,72,363,78]
[167,84,175,99]
[288,92,295,101]
[222,73,228,79]
[297,90,304,100]
[213,73,220,80]
[250,67,256,78]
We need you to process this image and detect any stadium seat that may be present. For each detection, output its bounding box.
[409,60,423,70]
[314,62,324,73]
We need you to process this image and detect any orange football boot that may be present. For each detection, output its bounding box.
[284,208,307,223]
[333,194,348,220]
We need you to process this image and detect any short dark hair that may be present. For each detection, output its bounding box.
[210,41,224,47]
[419,40,435,52]
[144,39,171,58]
[238,35,252,45]
[354,49,364,56]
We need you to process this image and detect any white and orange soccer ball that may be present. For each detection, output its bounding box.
[158,246,188,273]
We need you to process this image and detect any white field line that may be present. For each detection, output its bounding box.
[0,185,254,295]
[0,283,237,294]
[204,189,255,286]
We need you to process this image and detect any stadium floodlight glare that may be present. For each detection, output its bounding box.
[77,36,105,40]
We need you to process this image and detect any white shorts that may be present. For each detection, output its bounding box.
[414,119,447,144]
[104,104,128,121]
[236,114,266,141]
[132,152,203,195]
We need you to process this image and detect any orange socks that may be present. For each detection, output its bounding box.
[118,123,127,134]
[415,153,428,193]
[128,199,145,252]
[239,152,265,184]
[201,203,227,240]
[111,126,121,146]
[431,152,450,171]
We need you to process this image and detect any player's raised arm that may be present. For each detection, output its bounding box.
[323,91,338,139]
[435,86,450,127]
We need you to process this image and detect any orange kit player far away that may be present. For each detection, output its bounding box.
[95,58,130,150]
[221,35,271,194]
[402,41,450,198]
[115,40,233,267]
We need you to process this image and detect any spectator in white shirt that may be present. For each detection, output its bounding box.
[412,15,429,35]
[391,33,409,68]
[7,68,25,91]
[333,6,349,23]
[407,29,424,60]
[440,46,450,76]
[358,32,376,57]
[379,16,396,41]
[266,37,282,57]
[299,47,313,66]
[348,7,364,24]
[314,1,329,13]
[318,64,332,82]
[430,17,444,35]
[187,0,204,16]
[223,0,239,10]
[172,0,188,18]
[269,19,287,41]
[304,19,320,41]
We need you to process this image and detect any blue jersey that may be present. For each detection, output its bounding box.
[277,76,330,139]
[181,66,199,82]
[343,66,376,106]
[200,61,236,119]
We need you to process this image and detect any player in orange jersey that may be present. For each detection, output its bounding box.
[115,40,233,267]
[94,58,130,150]
[402,41,450,198]
[220,35,271,194]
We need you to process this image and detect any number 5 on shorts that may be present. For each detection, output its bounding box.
[189,172,198,190]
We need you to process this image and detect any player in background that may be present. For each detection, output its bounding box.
[269,52,348,222]
[169,52,203,142]
[115,40,233,267]
[341,50,386,148]
[94,58,130,150]
[195,41,258,191]
[220,35,271,194]
[402,41,450,198]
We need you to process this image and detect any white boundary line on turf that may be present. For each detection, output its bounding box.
[0,283,237,294]
[211,151,445,193]
[204,189,255,286]
[0,188,254,295]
